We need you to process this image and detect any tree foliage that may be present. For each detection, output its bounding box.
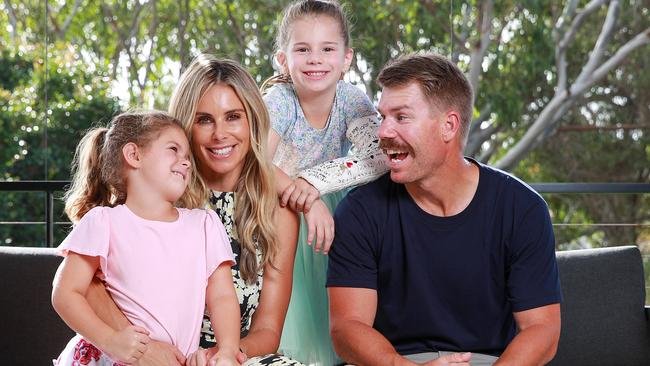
[0,0,648,250]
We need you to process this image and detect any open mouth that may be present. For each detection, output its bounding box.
[304,71,328,78]
[208,146,234,157]
[384,149,409,163]
[171,170,187,180]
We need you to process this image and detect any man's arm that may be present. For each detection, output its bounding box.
[495,304,561,366]
[329,286,413,366]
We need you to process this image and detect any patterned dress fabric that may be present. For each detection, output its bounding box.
[200,191,304,366]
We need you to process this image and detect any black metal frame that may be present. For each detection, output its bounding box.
[1,180,649,247]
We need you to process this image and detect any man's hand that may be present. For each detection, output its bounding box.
[303,199,335,254]
[280,178,320,213]
[422,352,472,365]
[133,340,185,366]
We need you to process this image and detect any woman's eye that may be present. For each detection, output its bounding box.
[197,116,212,124]
[324,47,335,52]
[227,113,241,121]
[296,47,308,53]
[169,146,178,152]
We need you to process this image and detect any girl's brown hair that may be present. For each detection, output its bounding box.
[64,111,184,223]
[261,0,352,92]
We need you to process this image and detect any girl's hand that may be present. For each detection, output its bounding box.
[281,178,320,213]
[104,325,150,364]
[303,199,335,254]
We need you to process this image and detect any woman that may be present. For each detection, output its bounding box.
[87,55,301,366]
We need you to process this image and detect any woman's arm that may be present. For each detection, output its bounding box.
[86,276,185,366]
[239,205,299,357]
[52,253,150,364]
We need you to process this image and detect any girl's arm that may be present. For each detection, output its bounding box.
[268,129,320,212]
[52,253,150,364]
[203,262,240,365]
[297,115,388,195]
[269,128,332,252]
[239,205,299,357]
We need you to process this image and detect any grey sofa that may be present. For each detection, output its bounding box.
[1,245,649,365]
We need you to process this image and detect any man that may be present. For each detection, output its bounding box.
[326,53,562,366]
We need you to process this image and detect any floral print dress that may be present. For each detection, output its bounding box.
[200,192,303,366]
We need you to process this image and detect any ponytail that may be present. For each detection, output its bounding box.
[260,73,292,95]
[64,127,113,223]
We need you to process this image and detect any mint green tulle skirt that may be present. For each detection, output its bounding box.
[279,190,347,366]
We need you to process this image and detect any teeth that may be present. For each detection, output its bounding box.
[172,171,184,179]
[306,72,326,76]
[386,149,406,155]
[210,146,233,155]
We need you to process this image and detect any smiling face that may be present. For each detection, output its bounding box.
[139,125,191,202]
[277,15,352,97]
[191,83,251,191]
[378,82,448,185]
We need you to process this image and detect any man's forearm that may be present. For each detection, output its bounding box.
[495,324,559,366]
[332,320,416,366]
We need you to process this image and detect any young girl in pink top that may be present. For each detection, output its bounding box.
[51,111,240,366]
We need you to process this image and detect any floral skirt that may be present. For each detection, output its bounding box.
[54,335,125,366]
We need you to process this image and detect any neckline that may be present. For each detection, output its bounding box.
[402,158,484,227]
[120,204,182,224]
[291,82,339,131]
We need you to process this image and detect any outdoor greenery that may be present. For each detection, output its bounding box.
[1,0,648,262]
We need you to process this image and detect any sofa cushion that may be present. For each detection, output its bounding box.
[549,246,650,366]
[0,246,74,365]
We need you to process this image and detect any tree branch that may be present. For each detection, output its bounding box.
[139,0,159,104]
[572,27,649,96]
[468,0,494,98]
[575,0,620,85]
[555,0,607,92]
[60,0,83,36]
[419,0,469,56]
[4,0,17,42]
[225,3,246,59]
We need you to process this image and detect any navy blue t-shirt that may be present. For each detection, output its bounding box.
[326,161,562,356]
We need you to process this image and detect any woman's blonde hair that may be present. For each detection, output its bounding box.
[169,54,278,284]
[64,111,184,223]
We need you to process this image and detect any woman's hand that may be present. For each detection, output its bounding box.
[186,347,246,366]
[103,325,150,364]
[134,340,186,366]
[303,199,335,254]
[280,178,320,213]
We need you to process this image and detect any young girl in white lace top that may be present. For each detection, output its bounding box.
[262,1,388,365]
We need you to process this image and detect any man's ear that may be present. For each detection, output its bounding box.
[441,111,462,143]
[276,51,288,74]
[122,142,142,169]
